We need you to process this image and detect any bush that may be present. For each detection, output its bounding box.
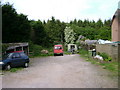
[98,52,112,61]
[78,48,88,58]
[2,44,9,54]
[79,48,88,55]
[105,57,112,61]
[33,45,43,56]
[99,53,108,59]
[29,41,53,57]
[29,42,43,56]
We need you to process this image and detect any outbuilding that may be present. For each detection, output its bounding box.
[3,43,29,55]
[67,44,77,52]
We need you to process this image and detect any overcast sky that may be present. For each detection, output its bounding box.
[1,0,120,22]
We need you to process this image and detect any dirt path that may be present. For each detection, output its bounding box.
[2,54,118,88]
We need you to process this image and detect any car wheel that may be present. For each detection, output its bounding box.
[5,64,11,70]
[54,54,56,56]
[24,62,29,68]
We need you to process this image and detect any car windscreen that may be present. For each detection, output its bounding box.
[20,52,28,57]
[2,53,13,59]
[54,46,62,49]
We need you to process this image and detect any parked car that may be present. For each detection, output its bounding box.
[0,51,30,70]
[54,45,63,56]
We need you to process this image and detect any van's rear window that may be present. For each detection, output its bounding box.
[54,46,62,49]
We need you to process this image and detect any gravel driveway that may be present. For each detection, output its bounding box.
[2,54,118,88]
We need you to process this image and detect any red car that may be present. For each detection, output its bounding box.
[54,45,63,56]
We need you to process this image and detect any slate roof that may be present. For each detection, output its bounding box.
[112,9,120,24]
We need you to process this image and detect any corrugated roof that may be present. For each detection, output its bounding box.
[4,43,29,50]
[85,40,98,45]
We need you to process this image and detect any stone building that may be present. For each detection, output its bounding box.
[111,3,120,42]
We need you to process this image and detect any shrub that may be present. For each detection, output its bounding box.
[2,44,9,54]
[29,42,53,57]
[105,57,112,61]
[99,53,108,59]
[79,48,88,58]
[29,42,43,56]
[98,52,112,61]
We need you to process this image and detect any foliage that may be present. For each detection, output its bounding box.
[30,20,48,46]
[64,26,76,44]
[0,42,2,58]
[2,3,31,43]
[69,19,111,40]
[2,3,112,52]
[98,52,112,61]
[78,49,118,74]
[100,62,118,72]
[29,41,53,57]
[105,57,112,62]
[9,67,23,72]
[2,44,9,54]
[29,42,43,56]
[78,48,88,58]
[44,17,66,45]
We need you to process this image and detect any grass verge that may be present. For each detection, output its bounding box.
[29,53,54,58]
[79,48,118,74]
[9,67,23,72]
[1,67,24,74]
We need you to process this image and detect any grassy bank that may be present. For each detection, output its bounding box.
[29,43,54,58]
[79,48,118,74]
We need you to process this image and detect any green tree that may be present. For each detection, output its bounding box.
[2,3,31,43]
[64,26,76,44]
[30,20,48,46]
[97,26,111,40]
[44,16,66,44]
[104,19,111,27]
[69,19,111,40]
[96,19,103,29]
[2,3,17,42]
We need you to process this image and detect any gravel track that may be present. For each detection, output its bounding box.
[2,54,118,88]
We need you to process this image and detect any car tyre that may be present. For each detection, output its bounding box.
[5,64,11,70]
[61,54,63,56]
[24,62,29,68]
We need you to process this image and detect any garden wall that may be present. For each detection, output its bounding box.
[96,43,119,61]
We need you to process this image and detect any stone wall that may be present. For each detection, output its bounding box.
[96,44,118,61]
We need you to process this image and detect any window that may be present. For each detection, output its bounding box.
[20,52,27,57]
[13,53,20,58]
[54,46,62,49]
[2,53,13,59]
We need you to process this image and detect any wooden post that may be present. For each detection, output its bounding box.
[14,48,16,51]
[28,46,29,56]
[22,46,23,51]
